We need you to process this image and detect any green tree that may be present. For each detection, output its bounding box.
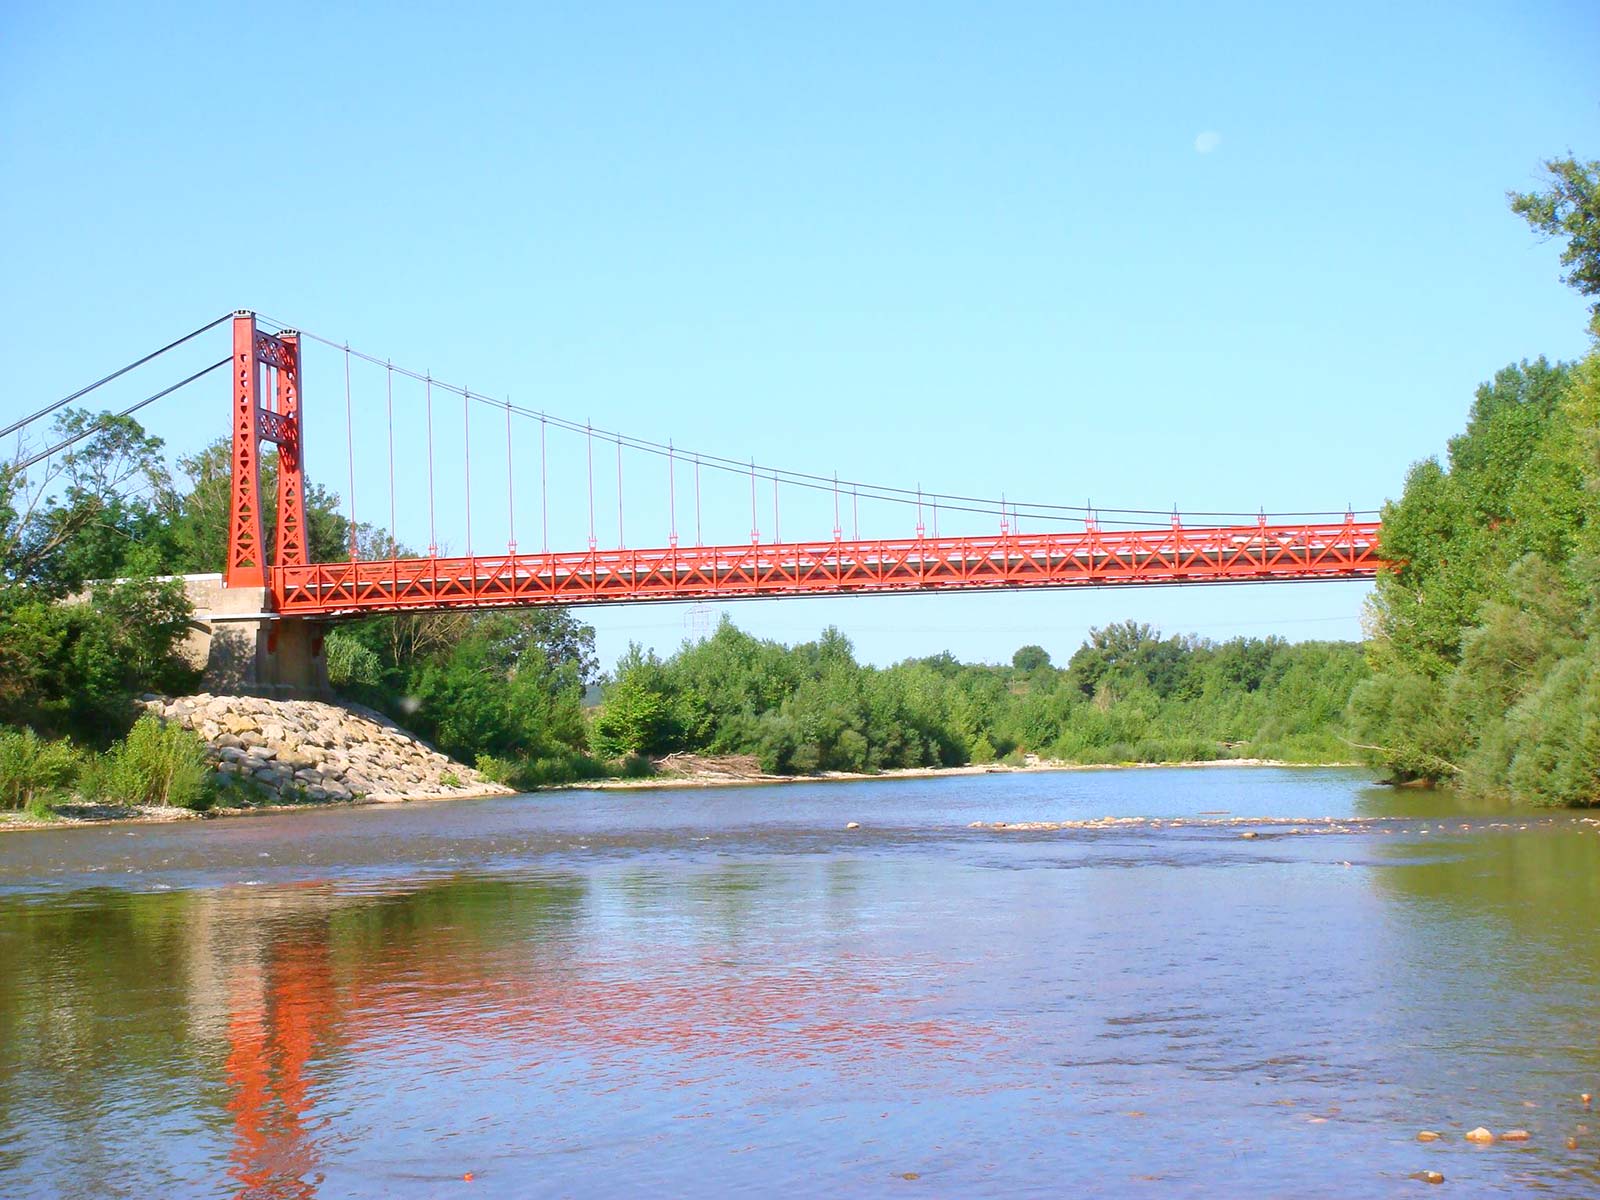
[1510,156,1600,333]
[1012,644,1051,672]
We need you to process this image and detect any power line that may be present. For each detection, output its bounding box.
[1,313,231,441]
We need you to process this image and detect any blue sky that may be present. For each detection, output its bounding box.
[3,2,1597,669]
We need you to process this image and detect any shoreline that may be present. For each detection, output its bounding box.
[0,758,1364,832]
[567,756,1366,792]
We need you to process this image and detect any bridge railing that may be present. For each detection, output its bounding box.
[268,519,1384,617]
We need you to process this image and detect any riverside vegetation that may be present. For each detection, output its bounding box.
[2,155,1598,816]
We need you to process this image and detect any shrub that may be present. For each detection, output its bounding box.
[210,772,271,808]
[0,727,81,810]
[517,751,608,789]
[474,754,519,785]
[104,716,211,809]
[620,753,656,779]
[24,793,57,821]
[326,631,384,689]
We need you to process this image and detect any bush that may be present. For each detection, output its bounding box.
[474,753,519,785]
[0,727,81,810]
[210,772,271,808]
[103,716,212,809]
[517,751,608,789]
[326,631,384,689]
[620,753,656,779]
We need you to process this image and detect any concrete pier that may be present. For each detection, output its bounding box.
[177,575,329,697]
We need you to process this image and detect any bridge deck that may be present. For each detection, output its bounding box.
[270,520,1383,616]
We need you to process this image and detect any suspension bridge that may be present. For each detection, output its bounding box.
[8,311,1385,691]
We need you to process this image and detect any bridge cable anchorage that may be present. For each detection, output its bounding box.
[385,361,397,557]
[344,343,358,560]
[1,312,232,441]
[12,356,230,473]
[425,372,437,556]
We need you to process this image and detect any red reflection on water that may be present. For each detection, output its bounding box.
[214,903,983,1199]
[223,938,335,1200]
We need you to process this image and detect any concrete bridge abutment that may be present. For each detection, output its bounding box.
[177,575,330,698]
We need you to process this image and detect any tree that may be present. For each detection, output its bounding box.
[1510,156,1600,333]
[1012,644,1051,672]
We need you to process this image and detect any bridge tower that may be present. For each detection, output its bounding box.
[202,312,326,694]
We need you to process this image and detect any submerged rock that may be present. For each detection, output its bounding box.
[1415,1131,1441,1142]
[1465,1126,1495,1143]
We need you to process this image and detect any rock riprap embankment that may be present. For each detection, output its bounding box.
[139,694,514,805]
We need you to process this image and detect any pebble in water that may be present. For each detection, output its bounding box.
[1465,1127,1495,1143]
[845,822,861,830]
[1407,1171,1445,1184]
[1500,1129,1530,1141]
[1415,1131,1441,1142]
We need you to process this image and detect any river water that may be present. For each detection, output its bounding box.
[1,767,1597,1198]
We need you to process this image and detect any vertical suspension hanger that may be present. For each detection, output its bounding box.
[463,385,473,557]
[425,371,437,556]
[344,342,357,560]
[749,458,758,544]
[540,412,548,553]
[852,483,859,541]
[694,452,702,546]
[832,472,841,541]
[615,433,624,549]
[385,361,397,557]
[586,420,596,550]
[505,395,515,555]
[668,439,677,546]
[772,469,780,543]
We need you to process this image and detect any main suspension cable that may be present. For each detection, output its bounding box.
[2,313,232,441]
[11,357,230,472]
[257,316,1380,528]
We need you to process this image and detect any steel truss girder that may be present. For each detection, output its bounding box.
[269,520,1384,616]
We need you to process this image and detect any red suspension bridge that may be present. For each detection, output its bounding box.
[225,312,1382,612]
[10,311,1384,688]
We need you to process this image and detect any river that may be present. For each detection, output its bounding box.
[1,767,1597,1197]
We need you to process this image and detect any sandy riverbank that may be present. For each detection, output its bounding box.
[0,756,1366,833]
[566,754,1365,792]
